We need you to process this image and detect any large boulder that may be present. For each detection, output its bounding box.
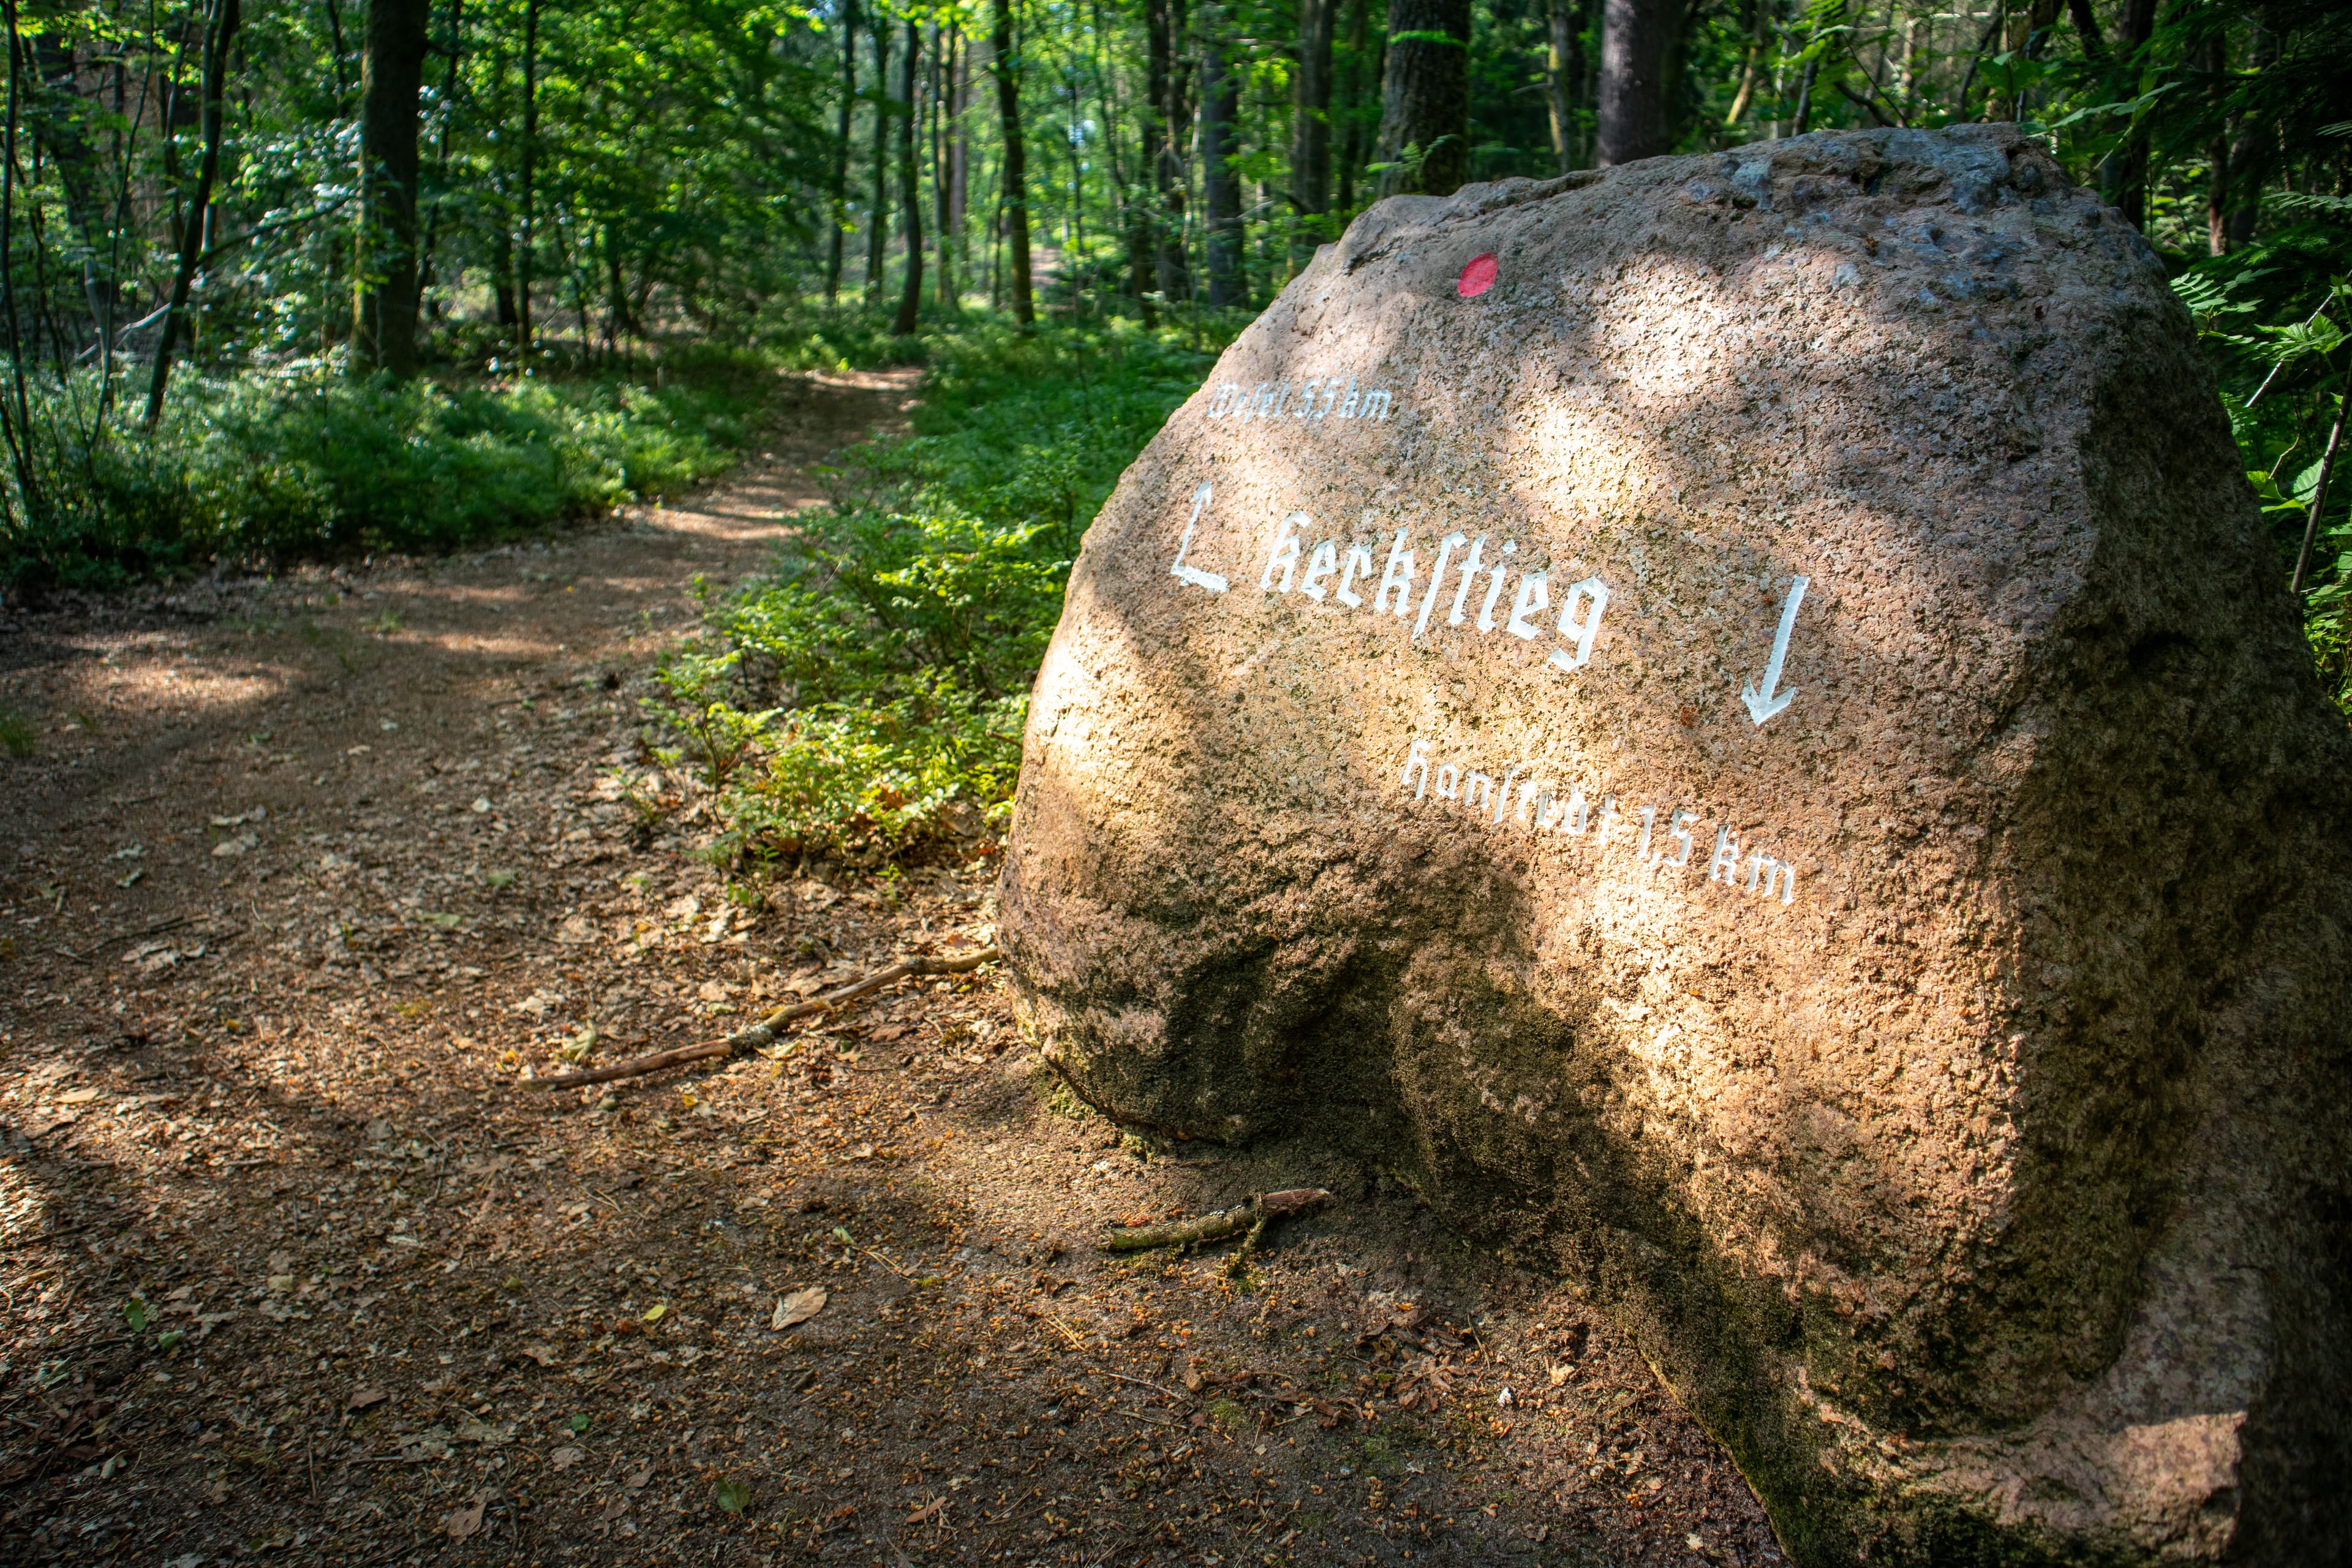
[996,126,2352,1564]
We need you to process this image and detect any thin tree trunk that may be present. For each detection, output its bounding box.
[518,0,537,354]
[1147,0,1189,301]
[414,0,462,327]
[2203,33,2226,255]
[1064,68,1084,314]
[2291,355,2352,595]
[865,10,891,304]
[894,18,923,334]
[2222,16,2274,250]
[992,0,1033,328]
[951,33,970,233]
[933,24,955,306]
[492,225,516,325]
[1200,24,1242,303]
[1,0,42,514]
[2110,0,2155,228]
[825,0,856,306]
[1291,0,1333,260]
[1597,0,1673,164]
[143,0,239,425]
[1373,0,1471,196]
[1335,0,1369,209]
[1725,0,1765,127]
[1548,0,1575,167]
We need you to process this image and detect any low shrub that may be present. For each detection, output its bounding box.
[0,353,766,592]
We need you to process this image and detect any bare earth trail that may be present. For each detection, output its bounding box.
[0,371,1783,1568]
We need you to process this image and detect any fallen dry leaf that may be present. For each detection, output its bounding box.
[771,1286,826,1330]
[549,1446,585,1471]
[444,1499,484,1540]
[347,1387,388,1411]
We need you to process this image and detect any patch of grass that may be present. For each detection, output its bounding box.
[644,316,1231,866]
[0,705,35,757]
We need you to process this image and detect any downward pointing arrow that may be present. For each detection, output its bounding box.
[1741,575,1810,726]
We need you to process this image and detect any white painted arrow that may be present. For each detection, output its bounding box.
[1170,480,1229,593]
[1740,575,1810,726]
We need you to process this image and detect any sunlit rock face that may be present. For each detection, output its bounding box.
[995,126,2351,1564]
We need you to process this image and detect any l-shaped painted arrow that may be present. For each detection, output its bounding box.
[1741,575,1809,726]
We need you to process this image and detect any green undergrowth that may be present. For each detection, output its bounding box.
[0,343,776,592]
[643,315,1227,866]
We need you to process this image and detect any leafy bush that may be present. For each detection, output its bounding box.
[0,352,767,592]
[645,317,1223,864]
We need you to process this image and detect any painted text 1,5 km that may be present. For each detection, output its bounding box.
[1401,738,1800,908]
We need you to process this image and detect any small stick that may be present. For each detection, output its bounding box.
[1097,1189,1331,1254]
[1098,1370,1190,1404]
[1221,1210,1273,1280]
[524,948,999,1090]
[66,914,192,965]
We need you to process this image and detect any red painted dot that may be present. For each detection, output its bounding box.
[1457,253,1498,298]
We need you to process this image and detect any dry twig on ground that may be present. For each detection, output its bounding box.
[525,948,1001,1090]
[1098,1188,1333,1255]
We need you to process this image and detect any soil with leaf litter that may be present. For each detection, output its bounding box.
[0,370,1784,1567]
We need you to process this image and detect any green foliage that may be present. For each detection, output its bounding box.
[0,358,761,591]
[639,320,1219,865]
[0,705,34,758]
[2173,242,2352,717]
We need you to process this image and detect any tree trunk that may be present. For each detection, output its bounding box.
[143,0,239,426]
[1548,0,1574,170]
[865,12,891,305]
[2202,32,2226,255]
[517,0,537,354]
[1291,0,1335,260]
[352,0,428,375]
[1335,0,1371,211]
[492,227,517,325]
[2109,0,2156,228]
[1200,26,1243,303]
[894,18,924,334]
[951,36,970,233]
[2222,16,2275,250]
[1597,0,1673,165]
[1147,0,1190,301]
[414,0,464,326]
[1373,0,1471,197]
[934,25,956,306]
[992,0,1033,328]
[825,0,856,306]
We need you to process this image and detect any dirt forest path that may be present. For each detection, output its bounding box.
[0,370,1784,1568]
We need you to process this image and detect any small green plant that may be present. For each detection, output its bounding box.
[569,1412,591,1434]
[714,1476,752,1515]
[0,706,36,757]
[643,649,775,791]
